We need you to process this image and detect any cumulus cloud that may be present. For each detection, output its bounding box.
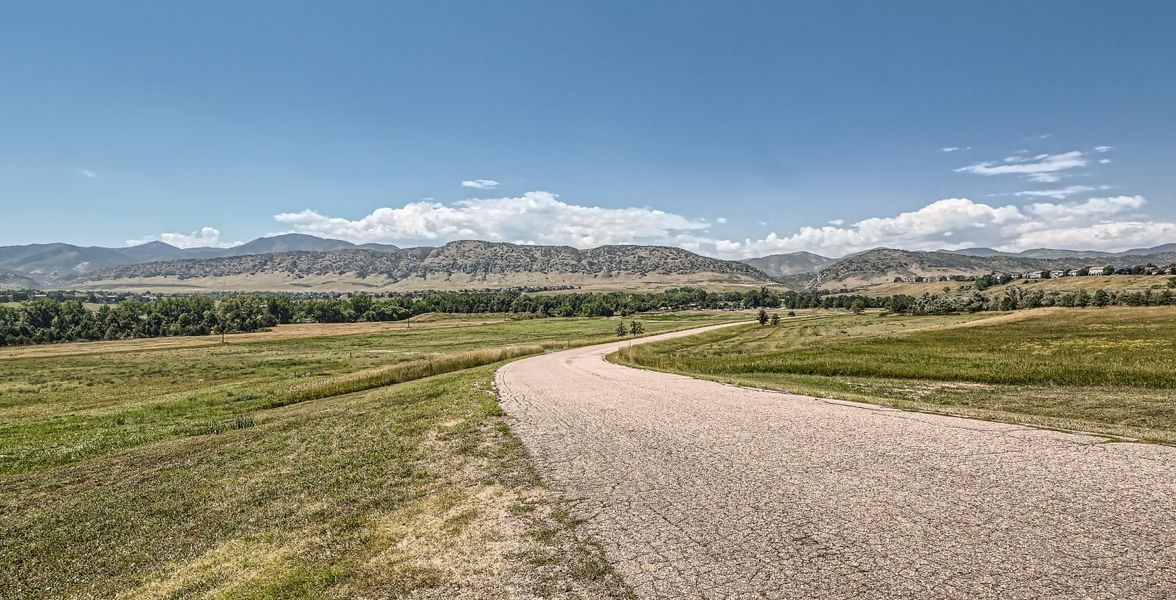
[75,168,98,179]
[718,195,1166,258]
[715,217,728,224]
[461,179,499,190]
[127,226,242,249]
[275,191,710,248]
[1013,185,1096,200]
[269,187,1170,260]
[956,151,1088,183]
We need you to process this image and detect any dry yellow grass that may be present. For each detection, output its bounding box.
[0,316,506,360]
[858,275,1171,298]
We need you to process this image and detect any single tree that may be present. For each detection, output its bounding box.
[769,313,781,326]
[629,320,644,335]
[615,321,629,337]
[757,308,769,326]
[849,299,865,314]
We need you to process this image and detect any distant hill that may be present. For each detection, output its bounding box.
[0,234,400,286]
[742,252,835,278]
[76,241,774,292]
[0,269,38,289]
[948,244,1176,260]
[808,248,1176,289]
[222,233,359,256]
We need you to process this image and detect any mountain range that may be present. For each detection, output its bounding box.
[948,244,1176,259]
[73,240,770,292]
[2,234,1175,292]
[0,234,399,285]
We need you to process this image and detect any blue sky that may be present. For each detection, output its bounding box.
[2,1,1174,257]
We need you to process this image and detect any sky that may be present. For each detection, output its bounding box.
[1,1,1174,258]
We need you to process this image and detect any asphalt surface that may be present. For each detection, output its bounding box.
[496,324,1176,599]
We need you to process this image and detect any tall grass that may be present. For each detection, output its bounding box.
[276,344,547,407]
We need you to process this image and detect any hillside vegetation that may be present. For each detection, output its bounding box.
[76,241,773,291]
[613,307,1176,444]
[808,248,1176,288]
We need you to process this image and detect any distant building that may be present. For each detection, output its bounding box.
[1088,266,1107,276]
[1066,269,1081,277]
[1050,270,1066,278]
[1027,271,1045,279]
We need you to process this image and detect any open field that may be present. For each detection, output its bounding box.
[0,312,739,598]
[852,274,1173,298]
[613,306,1176,444]
[0,315,511,360]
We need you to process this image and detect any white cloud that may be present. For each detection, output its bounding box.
[955,151,1088,183]
[715,217,728,224]
[718,195,1167,258]
[275,191,710,248]
[75,168,98,179]
[268,187,1169,261]
[941,146,971,152]
[127,226,242,249]
[1094,145,1112,153]
[1099,158,1111,164]
[461,179,499,190]
[1013,185,1095,200]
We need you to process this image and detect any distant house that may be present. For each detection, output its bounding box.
[1087,266,1106,276]
[1049,270,1066,278]
[1066,269,1081,277]
[1027,271,1045,279]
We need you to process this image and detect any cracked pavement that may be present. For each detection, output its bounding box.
[496,324,1176,599]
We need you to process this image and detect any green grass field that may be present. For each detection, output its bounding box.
[613,307,1176,444]
[0,312,736,599]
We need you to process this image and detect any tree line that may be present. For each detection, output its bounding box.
[2,285,1175,346]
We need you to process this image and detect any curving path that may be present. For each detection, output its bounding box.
[496,324,1176,599]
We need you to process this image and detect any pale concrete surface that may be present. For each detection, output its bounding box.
[496,324,1176,599]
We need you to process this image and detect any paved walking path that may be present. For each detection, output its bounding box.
[496,324,1176,599]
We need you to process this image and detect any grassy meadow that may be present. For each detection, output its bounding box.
[612,307,1176,444]
[855,274,1173,298]
[0,312,736,599]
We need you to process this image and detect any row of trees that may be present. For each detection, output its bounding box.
[887,286,1176,315]
[0,296,276,346]
[3,285,1174,347]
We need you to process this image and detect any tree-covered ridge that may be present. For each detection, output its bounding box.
[78,241,769,282]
